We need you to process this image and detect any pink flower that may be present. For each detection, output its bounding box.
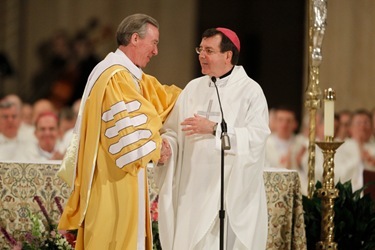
[151,211,158,221]
[59,230,76,247]
[12,242,22,250]
[50,230,56,237]
[150,200,159,221]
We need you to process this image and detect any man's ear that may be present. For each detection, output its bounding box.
[226,51,233,63]
[130,33,139,45]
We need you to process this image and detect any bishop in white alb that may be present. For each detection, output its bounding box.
[155,65,270,250]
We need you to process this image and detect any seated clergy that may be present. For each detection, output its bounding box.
[0,100,34,161]
[22,112,65,162]
[265,106,306,170]
[3,94,37,143]
[349,109,375,171]
[299,113,363,195]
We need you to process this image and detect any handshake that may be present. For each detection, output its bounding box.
[158,138,171,165]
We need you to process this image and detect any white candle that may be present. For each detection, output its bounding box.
[324,88,335,138]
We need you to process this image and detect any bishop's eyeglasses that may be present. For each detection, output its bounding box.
[195,47,221,56]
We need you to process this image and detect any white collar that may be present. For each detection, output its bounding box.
[37,146,54,159]
[114,49,143,80]
[0,134,19,143]
[209,75,230,88]
[208,66,239,88]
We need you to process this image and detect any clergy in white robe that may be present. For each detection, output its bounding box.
[265,133,306,169]
[22,112,65,162]
[265,106,306,170]
[299,138,363,196]
[0,100,35,161]
[299,112,364,196]
[349,109,375,171]
[155,28,270,250]
[2,94,37,143]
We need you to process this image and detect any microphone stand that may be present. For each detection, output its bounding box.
[212,77,231,250]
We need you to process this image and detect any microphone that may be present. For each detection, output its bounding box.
[211,77,231,150]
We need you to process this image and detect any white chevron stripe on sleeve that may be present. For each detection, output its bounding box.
[102,100,141,122]
[105,114,147,138]
[115,141,156,168]
[109,130,152,154]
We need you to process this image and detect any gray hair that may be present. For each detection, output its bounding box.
[116,13,159,46]
[0,100,16,109]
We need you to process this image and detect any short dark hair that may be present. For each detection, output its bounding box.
[202,28,240,65]
[274,105,297,116]
[352,108,372,125]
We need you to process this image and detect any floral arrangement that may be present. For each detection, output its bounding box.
[1,196,76,250]
[2,195,161,249]
[150,196,161,250]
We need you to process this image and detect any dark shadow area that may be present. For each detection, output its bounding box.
[197,0,306,123]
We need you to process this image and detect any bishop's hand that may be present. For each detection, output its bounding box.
[181,114,217,136]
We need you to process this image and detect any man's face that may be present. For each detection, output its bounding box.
[275,110,297,139]
[350,114,372,142]
[134,24,159,68]
[35,115,59,152]
[0,106,21,138]
[198,34,229,77]
[337,113,351,138]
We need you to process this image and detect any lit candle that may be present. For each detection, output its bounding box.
[323,88,335,139]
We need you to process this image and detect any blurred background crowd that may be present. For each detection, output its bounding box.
[266,106,375,196]
[1,17,109,109]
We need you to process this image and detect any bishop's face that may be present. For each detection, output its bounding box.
[198,34,232,78]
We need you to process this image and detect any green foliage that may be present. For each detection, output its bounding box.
[303,181,375,250]
[152,221,161,250]
[303,181,322,249]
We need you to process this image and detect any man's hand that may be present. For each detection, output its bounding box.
[181,114,217,136]
[158,138,171,165]
[51,151,64,160]
[362,149,375,167]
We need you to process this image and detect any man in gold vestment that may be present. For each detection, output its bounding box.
[57,14,180,250]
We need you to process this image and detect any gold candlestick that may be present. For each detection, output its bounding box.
[305,0,328,198]
[315,139,343,250]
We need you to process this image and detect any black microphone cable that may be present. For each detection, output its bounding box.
[211,76,231,150]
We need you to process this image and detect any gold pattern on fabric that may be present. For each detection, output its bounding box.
[0,162,306,249]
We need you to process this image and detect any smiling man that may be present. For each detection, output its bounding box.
[57,14,180,250]
[156,28,270,250]
[29,112,64,160]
